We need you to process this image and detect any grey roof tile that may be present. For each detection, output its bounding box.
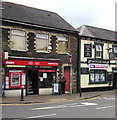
[2,2,77,32]
[77,25,117,42]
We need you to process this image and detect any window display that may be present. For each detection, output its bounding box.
[9,70,24,88]
[39,72,55,88]
[11,73,20,86]
[90,70,106,84]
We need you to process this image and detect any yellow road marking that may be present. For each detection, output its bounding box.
[0,100,73,106]
[80,96,101,101]
[0,96,100,106]
[49,98,67,101]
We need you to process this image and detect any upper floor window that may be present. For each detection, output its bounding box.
[113,45,117,59]
[35,34,49,52]
[58,37,68,53]
[10,30,27,51]
[95,44,103,59]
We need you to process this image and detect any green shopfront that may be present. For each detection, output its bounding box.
[112,68,117,89]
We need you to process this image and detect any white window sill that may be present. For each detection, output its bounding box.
[10,49,27,52]
[36,50,50,53]
[58,52,69,55]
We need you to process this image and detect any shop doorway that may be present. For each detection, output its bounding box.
[64,66,70,92]
[113,73,117,89]
[27,70,39,95]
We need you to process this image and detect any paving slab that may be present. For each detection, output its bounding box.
[1,90,115,104]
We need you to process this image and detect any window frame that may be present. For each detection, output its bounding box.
[94,42,104,59]
[57,36,68,54]
[35,33,49,53]
[11,73,20,87]
[10,29,27,51]
[89,70,107,84]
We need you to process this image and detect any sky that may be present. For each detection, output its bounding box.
[3,0,116,31]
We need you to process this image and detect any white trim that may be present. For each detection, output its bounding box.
[11,29,25,36]
[36,33,48,39]
[58,36,68,41]
[36,50,50,53]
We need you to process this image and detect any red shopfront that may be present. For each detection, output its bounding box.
[4,59,59,96]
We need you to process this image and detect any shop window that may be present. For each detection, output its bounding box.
[9,70,24,88]
[10,30,27,51]
[113,45,117,59]
[95,44,103,59]
[39,72,55,88]
[35,33,49,52]
[89,70,107,84]
[58,37,68,53]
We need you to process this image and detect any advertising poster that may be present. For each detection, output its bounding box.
[53,83,59,93]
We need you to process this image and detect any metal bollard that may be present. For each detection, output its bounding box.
[20,86,24,101]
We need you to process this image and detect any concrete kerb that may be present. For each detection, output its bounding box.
[1,90,115,105]
[77,94,101,101]
[1,95,101,105]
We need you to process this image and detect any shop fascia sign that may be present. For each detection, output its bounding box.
[87,59,110,64]
[4,60,59,66]
[89,64,109,70]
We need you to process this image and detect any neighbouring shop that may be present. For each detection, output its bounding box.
[112,68,117,89]
[3,59,59,96]
[88,59,110,84]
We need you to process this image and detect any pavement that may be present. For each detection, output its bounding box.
[0,90,116,104]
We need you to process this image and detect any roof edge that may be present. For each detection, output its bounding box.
[2,18,78,34]
[79,35,117,42]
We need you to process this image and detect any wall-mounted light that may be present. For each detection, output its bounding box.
[48,46,52,50]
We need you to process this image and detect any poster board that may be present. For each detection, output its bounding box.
[53,83,59,93]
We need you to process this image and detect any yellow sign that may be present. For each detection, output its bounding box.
[6,65,26,68]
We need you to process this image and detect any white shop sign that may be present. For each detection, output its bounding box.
[89,64,109,70]
[53,83,59,93]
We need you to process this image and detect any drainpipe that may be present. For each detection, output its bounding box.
[76,33,82,97]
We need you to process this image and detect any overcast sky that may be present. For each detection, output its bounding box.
[3,0,116,31]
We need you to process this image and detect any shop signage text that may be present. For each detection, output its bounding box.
[81,68,89,74]
[89,64,109,70]
[84,44,92,57]
[87,59,110,64]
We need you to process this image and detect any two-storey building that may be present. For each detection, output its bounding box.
[77,25,117,91]
[2,2,78,96]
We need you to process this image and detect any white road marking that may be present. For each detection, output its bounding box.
[31,102,98,110]
[31,103,78,110]
[81,102,98,106]
[96,106,116,110]
[25,113,56,118]
[102,97,116,100]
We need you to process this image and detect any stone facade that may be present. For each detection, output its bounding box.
[2,22,78,96]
